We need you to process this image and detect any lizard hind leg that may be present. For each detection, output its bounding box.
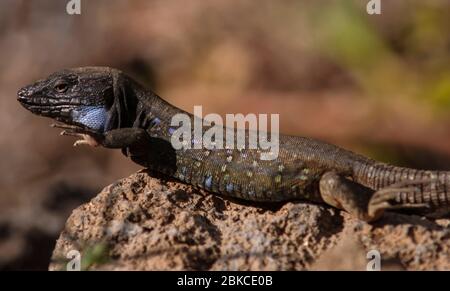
[319,171,377,221]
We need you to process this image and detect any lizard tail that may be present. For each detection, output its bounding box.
[353,162,450,207]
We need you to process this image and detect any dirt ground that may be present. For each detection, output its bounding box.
[50,171,450,271]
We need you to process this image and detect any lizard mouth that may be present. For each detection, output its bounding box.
[18,100,75,120]
[17,90,91,130]
[17,97,90,131]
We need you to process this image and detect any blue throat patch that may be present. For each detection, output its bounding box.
[71,106,107,132]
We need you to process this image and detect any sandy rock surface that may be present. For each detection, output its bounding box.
[50,170,450,271]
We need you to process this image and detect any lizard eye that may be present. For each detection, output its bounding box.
[54,82,69,93]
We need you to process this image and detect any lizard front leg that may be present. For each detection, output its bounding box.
[53,124,151,150]
[100,127,156,168]
[101,128,151,149]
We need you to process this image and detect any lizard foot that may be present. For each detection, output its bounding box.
[51,123,102,147]
[368,179,433,219]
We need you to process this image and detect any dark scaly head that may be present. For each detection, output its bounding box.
[17,67,137,134]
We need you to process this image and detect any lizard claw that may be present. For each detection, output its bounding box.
[51,123,90,134]
[60,130,82,137]
[51,123,77,130]
[73,140,86,147]
[73,135,101,147]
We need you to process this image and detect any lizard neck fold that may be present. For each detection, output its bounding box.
[105,73,140,131]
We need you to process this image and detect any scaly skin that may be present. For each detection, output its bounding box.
[17,67,450,221]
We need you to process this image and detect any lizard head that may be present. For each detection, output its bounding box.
[17,66,136,134]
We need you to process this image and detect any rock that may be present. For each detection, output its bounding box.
[49,170,450,270]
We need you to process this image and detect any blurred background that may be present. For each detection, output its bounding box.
[0,0,449,270]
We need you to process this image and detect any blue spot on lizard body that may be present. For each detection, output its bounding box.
[152,117,161,125]
[226,183,234,193]
[204,175,212,189]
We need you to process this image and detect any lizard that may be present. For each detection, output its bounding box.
[17,66,450,222]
